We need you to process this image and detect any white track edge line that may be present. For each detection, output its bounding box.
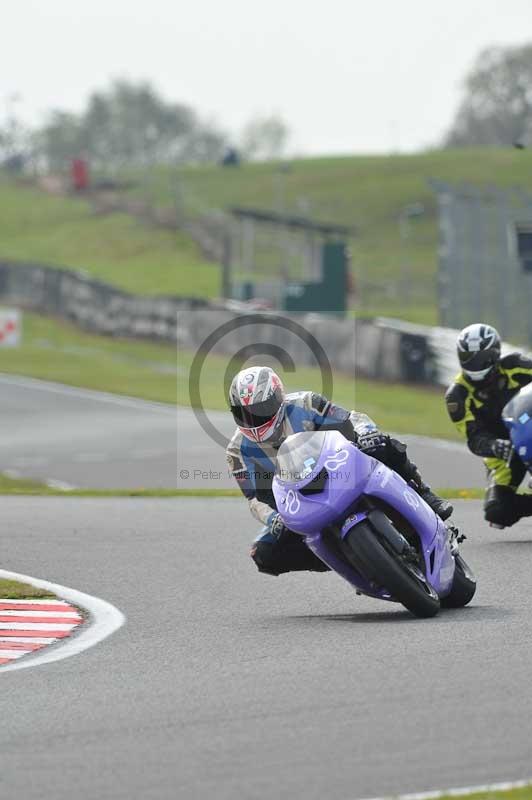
[0,569,125,673]
[0,373,175,414]
[358,777,532,800]
[46,479,77,491]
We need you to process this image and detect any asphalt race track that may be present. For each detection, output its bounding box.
[0,373,485,489]
[0,373,503,797]
[3,497,532,799]
[0,374,177,489]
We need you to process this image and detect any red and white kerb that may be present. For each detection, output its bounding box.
[0,598,83,665]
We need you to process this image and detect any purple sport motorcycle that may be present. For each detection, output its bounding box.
[272,430,476,618]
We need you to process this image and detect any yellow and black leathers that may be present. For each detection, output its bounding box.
[445,352,532,526]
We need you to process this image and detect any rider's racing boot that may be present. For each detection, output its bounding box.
[409,469,453,520]
[418,484,453,520]
[391,446,454,521]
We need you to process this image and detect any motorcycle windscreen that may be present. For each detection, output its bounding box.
[503,383,532,465]
[275,430,327,484]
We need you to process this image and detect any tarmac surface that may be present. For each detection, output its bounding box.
[0,373,485,490]
[0,373,179,488]
[2,497,532,799]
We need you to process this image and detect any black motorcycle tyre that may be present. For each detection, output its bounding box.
[440,554,476,608]
[345,520,440,618]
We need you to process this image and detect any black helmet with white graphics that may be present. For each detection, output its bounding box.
[229,366,286,443]
[457,323,501,381]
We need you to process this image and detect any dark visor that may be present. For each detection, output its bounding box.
[459,348,497,372]
[231,396,282,429]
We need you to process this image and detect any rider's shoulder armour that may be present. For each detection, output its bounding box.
[310,392,329,413]
[499,352,532,389]
[445,381,469,423]
[284,390,325,417]
[500,352,532,371]
[226,429,245,473]
[285,390,312,406]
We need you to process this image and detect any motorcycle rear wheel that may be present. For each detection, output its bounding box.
[346,521,440,618]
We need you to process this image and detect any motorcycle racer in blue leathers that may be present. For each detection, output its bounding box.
[227,366,452,575]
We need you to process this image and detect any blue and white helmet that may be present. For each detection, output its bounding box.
[457,323,501,381]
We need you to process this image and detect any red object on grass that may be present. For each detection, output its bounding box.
[71,157,89,190]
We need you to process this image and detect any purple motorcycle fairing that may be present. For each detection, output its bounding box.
[272,430,455,600]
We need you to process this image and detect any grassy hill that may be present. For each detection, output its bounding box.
[127,147,532,323]
[0,167,472,441]
[0,175,221,297]
[3,148,532,323]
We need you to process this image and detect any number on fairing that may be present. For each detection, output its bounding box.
[286,489,301,515]
[324,449,349,471]
[403,490,420,509]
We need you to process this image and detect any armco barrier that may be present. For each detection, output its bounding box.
[0,260,446,385]
[0,261,207,342]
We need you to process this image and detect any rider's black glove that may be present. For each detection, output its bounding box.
[357,431,388,456]
[491,439,513,461]
[269,513,288,539]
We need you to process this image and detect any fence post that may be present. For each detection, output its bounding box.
[221,234,232,299]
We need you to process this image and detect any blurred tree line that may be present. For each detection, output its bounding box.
[445,43,532,147]
[39,82,224,170]
[3,43,532,172]
[0,80,290,172]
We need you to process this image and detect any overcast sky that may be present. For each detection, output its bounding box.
[3,0,532,155]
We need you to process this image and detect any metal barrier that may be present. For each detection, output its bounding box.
[0,259,443,385]
[0,260,208,342]
[432,180,532,345]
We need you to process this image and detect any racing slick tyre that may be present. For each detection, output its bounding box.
[345,521,440,618]
[440,554,476,608]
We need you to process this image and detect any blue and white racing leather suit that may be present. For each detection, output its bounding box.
[226,391,446,575]
[226,390,376,526]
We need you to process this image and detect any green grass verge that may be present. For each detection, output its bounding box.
[435,787,532,800]
[0,578,55,599]
[0,311,460,440]
[439,488,484,499]
[0,473,54,493]
[0,472,480,498]
[0,175,221,297]
[0,468,233,496]
[2,311,180,400]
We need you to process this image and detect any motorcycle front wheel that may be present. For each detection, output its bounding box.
[440,554,476,608]
[345,521,440,619]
